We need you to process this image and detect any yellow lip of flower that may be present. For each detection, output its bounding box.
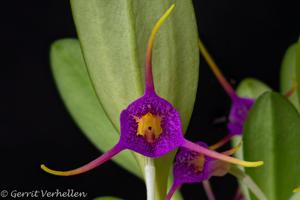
[134,113,163,143]
[187,154,206,173]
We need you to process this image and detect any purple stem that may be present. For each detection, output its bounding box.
[202,180,216,200]
[145,58,155,94]
[165,183,181,200]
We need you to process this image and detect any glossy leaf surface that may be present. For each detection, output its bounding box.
[243,92,300,200]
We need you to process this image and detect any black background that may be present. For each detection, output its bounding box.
[1,0,300,199]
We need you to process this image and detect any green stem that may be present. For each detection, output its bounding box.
[229,166,267,200]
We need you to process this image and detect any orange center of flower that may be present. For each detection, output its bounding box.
[134,113,163,143]
[188,154,206,173]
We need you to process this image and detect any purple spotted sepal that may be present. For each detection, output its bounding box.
[120,91,185,157]
[166,142,230,200]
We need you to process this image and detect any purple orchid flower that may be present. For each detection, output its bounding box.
[166,141,241,200]
[41,4,263,178]
[166,141,268,200]
[198,39,297,150]
[198,39,256,149]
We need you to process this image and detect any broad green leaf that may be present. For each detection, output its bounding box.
[50,39,142,178]
[243,92,300,200]
[94,197,122,200]
[234,78,271,200]
[70,0,198,131]
[70,1,199,199]
[280,42,300,112]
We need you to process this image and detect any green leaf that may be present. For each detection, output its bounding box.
[236,78,272,99]
[243,92,300,200]
[70,0,198,131]
[280,42,300,112]
[50,39,142,178]
[94,197,122,200]
[70,1,199,199]
[234,78,271,200]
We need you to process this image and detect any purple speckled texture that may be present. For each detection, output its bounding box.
[119,92,185,158]
[228,96,255,135]
[173,141,230,186]
[173,142,214,184]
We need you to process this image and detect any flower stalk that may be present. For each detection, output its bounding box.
[229,166,267,200]
[202,180,216,200]
[144,158,156,200]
